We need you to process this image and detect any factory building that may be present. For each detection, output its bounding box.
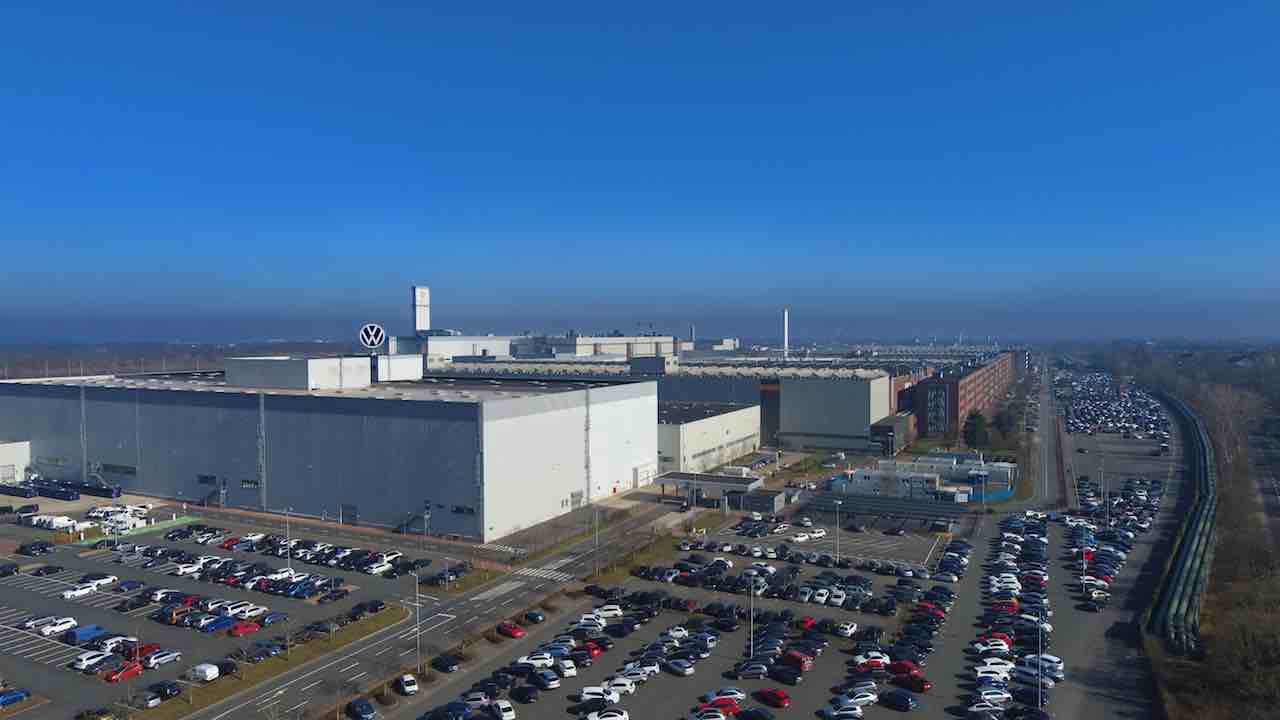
[777,373,890,452]
[657,402,761,474]
[0,365,657,543]
[550,335,676,358]
[912,352,1014,437]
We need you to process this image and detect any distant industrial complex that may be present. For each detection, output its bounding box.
[0,285,1024,542]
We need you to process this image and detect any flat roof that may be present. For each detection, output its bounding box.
[5,372,637,404]
[658,401,756,425]
[657,471,764,492]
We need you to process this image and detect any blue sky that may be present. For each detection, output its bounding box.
[1,2,1277,341]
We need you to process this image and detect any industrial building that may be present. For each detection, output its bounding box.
[912,352,1014,437]
[0,361,658,543]
[657,402,761,474]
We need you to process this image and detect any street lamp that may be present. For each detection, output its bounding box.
[284,507,293,572]
[408,572,423,672]
[833,500,843,566]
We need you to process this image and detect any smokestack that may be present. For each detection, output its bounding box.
[783,306,790,361]
[690,323,696,346]
[412,285,431,336]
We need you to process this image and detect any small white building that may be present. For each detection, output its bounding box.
[0,440,30,485]
[657,402,761,474]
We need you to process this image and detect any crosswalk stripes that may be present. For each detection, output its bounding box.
[513,567,575,582]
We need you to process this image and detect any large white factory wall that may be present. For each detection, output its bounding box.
[0,441,30,484]
[779,376,890,451]
[480,382,657,542]
[587,382,658,496]
[664,405,760,474]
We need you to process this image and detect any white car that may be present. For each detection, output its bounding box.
[750,546,763,557]
[704,688,747,702]
[72,650,111,670]
[812,588,830,605]
[835,622,857,637]
[492,700,516,720]
[578,687,621,704]
[144,650,182,669]
[664,626,689,640]
[852,652,889,665]
[595,604,623,618]
[799,517,813,527]
[838,690,878,707]
[974,667,1012,682]
[585,711,628,720]
[61,584,96,600]
[772,524,790,534]
[972,688,1013,704]
[87,575,118,589]
[606,678,636,695]
[810,528,828,539]
[792,533,810,543]
[363,562,393,575]
[98,635,136,653]
[40,617,77,637]
[517,653,554,669]
[821,706,863,719]
[623,660,661,676]
[688,711,726,720]
[235,605,267,620]
[21,615,59,630]
[827,588,847,606]
[172,564,201,576]
[976,657,1016,671]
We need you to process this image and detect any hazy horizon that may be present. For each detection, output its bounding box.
[2,3,1277,344]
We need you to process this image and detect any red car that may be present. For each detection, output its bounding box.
[125,643,161,662]
[795,616,816,631]
[982,631,1013,644]
[916,601,944,613]
[887,660,920,675]
[582,644,602,658]
[756,688,791,708]
[219,537,241,549]
[177,594,201,607]
[698,698,740,715]
[916,607,946,620]
[892,672,933,692]
[229,621,261,637]
[496,622,525,639]
[105,661,143,683]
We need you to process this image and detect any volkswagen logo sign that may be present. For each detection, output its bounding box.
[358,323,386,349]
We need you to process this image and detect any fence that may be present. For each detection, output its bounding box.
[1145,391,1216,656]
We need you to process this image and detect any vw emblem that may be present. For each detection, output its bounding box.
[358,323,386,349]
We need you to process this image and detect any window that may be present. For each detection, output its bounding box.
[100,463,137,476]
[241,478,261,489]
[196,474,218,485]
[451,505,476,515]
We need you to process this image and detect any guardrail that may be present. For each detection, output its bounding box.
[1146,391,1216,655]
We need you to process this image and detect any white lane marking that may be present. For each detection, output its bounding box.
[348,671,366,681]
[285,701,308,713]
[374,647,391,656]
[337,661,359,673]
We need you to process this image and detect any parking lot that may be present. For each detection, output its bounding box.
[699,514,942,568]
[0,517,453,719]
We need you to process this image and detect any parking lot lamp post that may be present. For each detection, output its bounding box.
[285,506,292,572]
[833,500,842,565]
[409,572,422,673]
[748,582,754,660]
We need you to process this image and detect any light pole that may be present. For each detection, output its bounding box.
[833,500,842,566]
[285,507,292,572]
[409,572,423,672]
[748,583,754,661]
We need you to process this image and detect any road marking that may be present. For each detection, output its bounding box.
[374,647,391,656]
[400,648,414,656]
[336,661,359,673]
[285,701,308,713]
[348,671,366,681]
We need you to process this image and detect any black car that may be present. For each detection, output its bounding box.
[768,666,802,685]
[433,655,461,673]
[32,565,62,576]
[510,686,539,703]
[569,699,610,715]
[150,680,182,699]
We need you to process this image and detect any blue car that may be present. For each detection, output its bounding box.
[0,689,29,707]
[202,615,236,633]
[881,689,918,711]
[346,697,377,720]
[117,580,145,592]
[261,612,288,626]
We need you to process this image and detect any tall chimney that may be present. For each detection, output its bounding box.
[412,285,431,336]
[783,306,790,361]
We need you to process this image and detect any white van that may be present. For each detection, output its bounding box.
[188,663,220,682]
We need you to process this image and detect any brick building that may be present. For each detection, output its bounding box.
[912,352,1014,437]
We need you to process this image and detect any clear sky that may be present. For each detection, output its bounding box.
[1,2,1277,342]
